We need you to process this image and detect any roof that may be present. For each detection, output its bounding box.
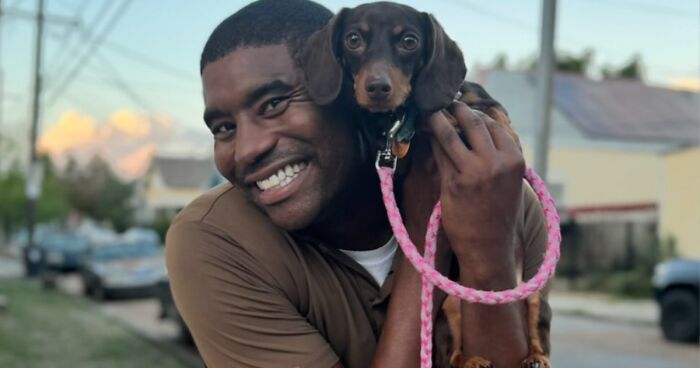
[553,74,700,146]
[151,156,216,189]
[477,70,700,150]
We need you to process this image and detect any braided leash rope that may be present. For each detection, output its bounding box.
[377,166,561,368]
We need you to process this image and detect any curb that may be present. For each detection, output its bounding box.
[552,306,658,327]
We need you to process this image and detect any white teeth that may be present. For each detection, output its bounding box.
[256,162,307,191]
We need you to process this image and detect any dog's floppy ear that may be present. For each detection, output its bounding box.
[298,9,348,105]
[414,13,467,113]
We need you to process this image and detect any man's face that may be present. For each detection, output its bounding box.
[202,44,359,230]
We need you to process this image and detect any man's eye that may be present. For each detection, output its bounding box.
[212,122,236,140]
[261,97,289,116]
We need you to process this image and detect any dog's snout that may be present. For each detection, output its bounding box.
[365,76,392,100]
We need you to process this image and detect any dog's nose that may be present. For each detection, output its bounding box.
[366,77,392,100]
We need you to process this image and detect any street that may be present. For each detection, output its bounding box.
[551,314,699,367]
[0,258,697,367]
[58,273,699,367]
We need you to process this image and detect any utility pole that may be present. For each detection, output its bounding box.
[533,0,557,182]
[0,0,4,157]
[24,0,45,277]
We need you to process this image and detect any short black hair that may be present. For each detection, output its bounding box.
[200,0,333,73]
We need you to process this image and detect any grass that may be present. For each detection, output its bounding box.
[0,279,195,368]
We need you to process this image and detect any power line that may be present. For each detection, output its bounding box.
[581,0,698,19]
[44,0,133,108]
[45,0,113,87]
[44,0,92,73]
[102,39,193,83]
[91,50,156,112]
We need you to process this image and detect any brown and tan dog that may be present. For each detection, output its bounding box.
[299,2,547,367]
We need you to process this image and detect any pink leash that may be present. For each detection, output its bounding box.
[376,166,561,368]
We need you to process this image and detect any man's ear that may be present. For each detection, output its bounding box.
[298,9,348,106]
[414,13,467,113]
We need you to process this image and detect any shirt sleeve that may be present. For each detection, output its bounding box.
[165,220,340,368]
[521,184,553,355]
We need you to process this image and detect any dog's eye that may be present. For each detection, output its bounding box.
[345,32,363,50]
[401,35,419,50]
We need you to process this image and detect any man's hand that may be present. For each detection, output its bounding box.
[426,101,525,283]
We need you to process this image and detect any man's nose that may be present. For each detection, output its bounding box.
[234,121,276,169]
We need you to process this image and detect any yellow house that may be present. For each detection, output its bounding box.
[659,147,700,258]
[479,70,699,265]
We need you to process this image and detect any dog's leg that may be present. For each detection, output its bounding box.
[520,293,552,368]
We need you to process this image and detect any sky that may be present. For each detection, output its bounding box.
[1,0,698,157]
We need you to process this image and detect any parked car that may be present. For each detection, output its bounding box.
[652,258,700,343]
[80,242,166,300]
[155,277,193,345]
[39,233,90,272]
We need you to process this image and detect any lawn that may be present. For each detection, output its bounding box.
[0,279,195,368]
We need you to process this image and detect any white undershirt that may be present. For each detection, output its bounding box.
[339,237,398,286]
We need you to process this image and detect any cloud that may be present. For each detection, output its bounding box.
[108,109,152,138]
[38,111,97,155]
[667,77,700,92]
[38,109,209,181]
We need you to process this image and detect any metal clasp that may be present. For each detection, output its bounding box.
[375,117,404,170]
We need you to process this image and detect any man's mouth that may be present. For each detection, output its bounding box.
[255,162,307,191]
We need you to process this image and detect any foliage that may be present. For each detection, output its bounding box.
[602,55,644,80]
[0,163,27,237]
[575,233,676,298]
[555,49,594,75]
[0,158,71,239]
[150,212,174,247]
[62,156,135,232]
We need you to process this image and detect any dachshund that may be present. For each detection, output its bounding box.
[298,2,546,367]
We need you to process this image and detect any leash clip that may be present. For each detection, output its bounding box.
[375,117,403,170]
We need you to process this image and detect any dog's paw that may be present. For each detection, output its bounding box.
[520,354,551,368]
[461,356,495,368]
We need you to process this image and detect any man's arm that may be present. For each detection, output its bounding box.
[166,221,341,368]
[426,102,530,366]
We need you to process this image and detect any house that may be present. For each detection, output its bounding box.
[134,156,223,224]
[475,70,699,269]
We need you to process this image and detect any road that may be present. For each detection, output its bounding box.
[1,258,697,367]
[551,314,699,367]
[60,273,700,368]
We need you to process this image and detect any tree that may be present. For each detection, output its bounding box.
[0,163,27,240]
[526,49,594,76]
[602,55,643,80]
[62,155,134,232]
[555,49,594,75]
[0,157,70,241]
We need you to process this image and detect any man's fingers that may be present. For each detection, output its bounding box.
[429,135,453,177]
[485,117,521,155]
[446,102,496,153]
[426,110,470,170]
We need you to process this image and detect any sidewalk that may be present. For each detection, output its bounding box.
[549,290,658,326]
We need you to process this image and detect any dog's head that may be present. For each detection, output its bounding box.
[299,2,466,114]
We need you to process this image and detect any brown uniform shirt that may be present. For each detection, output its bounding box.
[166,182,552,368]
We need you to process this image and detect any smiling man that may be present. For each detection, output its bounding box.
[165,1,551,367]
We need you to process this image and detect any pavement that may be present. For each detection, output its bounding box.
[0,252,659,327]
[548,289,658,326]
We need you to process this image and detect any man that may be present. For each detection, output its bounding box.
[166,1,551,367]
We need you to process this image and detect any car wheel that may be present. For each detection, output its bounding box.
[82,280,93,296]
[92,284,107,301]
[660,289,699,343]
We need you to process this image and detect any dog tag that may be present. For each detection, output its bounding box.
[391,141,411,158]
